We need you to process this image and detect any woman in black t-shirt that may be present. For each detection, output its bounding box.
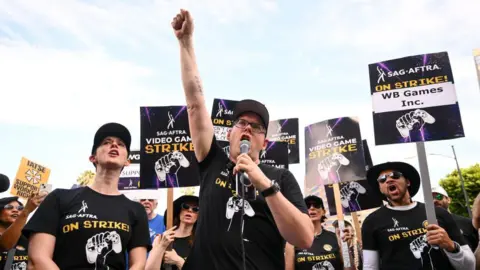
[285,195,353,270]
[0,194,45,270]
[23,123,151,270]
[146,195,199,270]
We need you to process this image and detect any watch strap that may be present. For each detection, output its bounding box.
[261,180,280,197]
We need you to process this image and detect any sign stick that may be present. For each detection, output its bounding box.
[416,142,437,225]
[351,212,362,243]
[164,188,175,270]
[333,183,351,267]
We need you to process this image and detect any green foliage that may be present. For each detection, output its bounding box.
[439,163,480,217]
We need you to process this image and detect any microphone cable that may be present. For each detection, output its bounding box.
[238,173,247,270]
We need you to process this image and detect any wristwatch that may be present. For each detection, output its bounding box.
[261,180,280,198]
[449,242,461,253]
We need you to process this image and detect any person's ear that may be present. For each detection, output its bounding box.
[89,155,96,164]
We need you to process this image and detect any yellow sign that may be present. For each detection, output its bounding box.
[10,157,50,198]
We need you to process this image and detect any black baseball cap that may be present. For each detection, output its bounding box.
[366,161,421,199]
[91,123,132,155]
[304,195,324,209]
[233,99,270,131]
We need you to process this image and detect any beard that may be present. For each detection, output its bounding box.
[384,185,409,204]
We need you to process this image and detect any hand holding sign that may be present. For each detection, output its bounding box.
[171,9,194,40]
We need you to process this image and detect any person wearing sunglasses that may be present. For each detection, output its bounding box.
[0,194,46,269]
[146,195,199,270]
[285,195,354,270]
[361,161,475,270]
[431,186,478,252]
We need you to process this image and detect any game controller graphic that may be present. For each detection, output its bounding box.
[86,231,122,268]
[340,181,366,209]
[317,153,350,181]
[396,109,435,138]
[154,151,190,185]
[226,196,255,219]
[409,234,438,260]
[312,260,335,270]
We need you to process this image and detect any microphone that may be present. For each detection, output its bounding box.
[0,174,11,193]
[238,140,252,187]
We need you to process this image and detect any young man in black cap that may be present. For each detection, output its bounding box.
[171,9,313,270]
[23,123,151,270]
[361,161,475,270]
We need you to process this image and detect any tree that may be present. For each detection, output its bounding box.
[439,163,480,217]
[76,170,96,186]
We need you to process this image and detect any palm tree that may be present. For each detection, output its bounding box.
[76,170,95,186]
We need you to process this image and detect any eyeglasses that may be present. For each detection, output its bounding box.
[377,171,403,183]
[233,119,266,134]
[4,205,24,211]
[433,194,445,200]
[306,202,323,209]
[139,199,155,202]
[181,203,199,213]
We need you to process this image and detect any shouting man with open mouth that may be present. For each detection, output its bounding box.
[361,161,475,270]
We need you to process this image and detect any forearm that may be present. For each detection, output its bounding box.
[145,246,167,270]
[129,263,146,270]
[28,258,60,270]
[175,258,185,269]
[475,245,480,270]
[0,211,29,250]
[178,38,213,161]
[444,244,475,270]
[264,191,313,248]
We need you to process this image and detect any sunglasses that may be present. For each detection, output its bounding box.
[4,205,24,211]
[377,171,403,183]
[434,194,445,201]
[306,202,323,209]
[181,203,199,213]
[233,119,266,134]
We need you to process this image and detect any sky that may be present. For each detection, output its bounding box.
[1,0,480,214]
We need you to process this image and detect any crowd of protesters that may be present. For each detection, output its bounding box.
[0,8,479,270]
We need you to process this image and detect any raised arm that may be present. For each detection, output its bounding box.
[284,242,295,270]
[172,9,214,162]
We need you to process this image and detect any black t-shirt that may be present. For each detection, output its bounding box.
[451,213,478,251]
[161,236,191,270]
[362,202,467,270]
[22,187,151,270]
[294,230,343,270]
[0,234,28,270]
[182,137,308,270]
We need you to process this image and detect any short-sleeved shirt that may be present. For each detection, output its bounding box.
[0,235,28,270]
[182,137,308,270]
[149,215,166,243]
[23,186,151,269]
[161,236,191,270]
[294,230,343,270]
[451,213,478,251]
[361,202,467,270]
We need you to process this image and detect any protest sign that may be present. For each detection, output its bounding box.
[10,157,50,198]
[267,118,299,164]
[305,117,366,188]
[211,98,238,142]
[118,150,140,190]
[140,106,200,189]
[369,52,465,145]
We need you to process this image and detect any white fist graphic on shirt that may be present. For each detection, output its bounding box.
[86,231,122,270]
[312,260,335,270]
[12,261,27,270]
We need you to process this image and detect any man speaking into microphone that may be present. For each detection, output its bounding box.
[171,9,313,270]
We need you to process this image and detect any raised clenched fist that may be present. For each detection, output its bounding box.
[396,109,435,138]
[171,9,194,40]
